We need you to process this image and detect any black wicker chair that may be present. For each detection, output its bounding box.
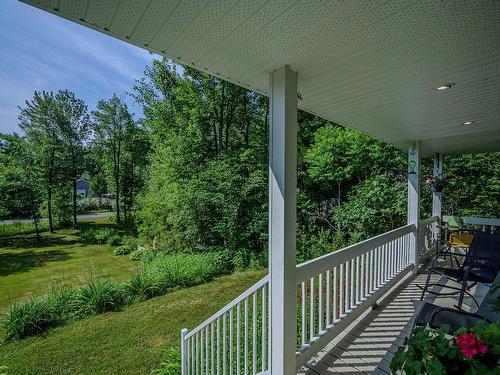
[419,232,500,309]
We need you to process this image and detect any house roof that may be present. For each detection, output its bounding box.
[21,0,500,157]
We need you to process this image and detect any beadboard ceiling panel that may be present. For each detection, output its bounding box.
[20,0,500,156]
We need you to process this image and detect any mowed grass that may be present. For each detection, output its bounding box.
[0,269,266,375]
[0,217,136,312]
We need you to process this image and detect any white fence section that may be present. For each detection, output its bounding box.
[294,224,415,367]
[181,276,270,375]
[442,216,500,233]
[418,216,439,257]
[181,223,422,374]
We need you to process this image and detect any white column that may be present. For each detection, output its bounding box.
[407,141,421,271]
[269,65,297,375]
[432,153,443,245]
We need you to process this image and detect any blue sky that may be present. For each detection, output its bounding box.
[0,0,157,134]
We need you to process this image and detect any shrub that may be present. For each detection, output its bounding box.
[0,365,9,375]
[3,298,59,340]
[124,271,161,302]
[151,347,181,375]
[80,227,115,244]
[107,234,122,246]
[130,248,159,262]
[113,245,133,256]
[74,280,125,316]
[143,252,229,290]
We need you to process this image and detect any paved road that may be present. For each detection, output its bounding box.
[0,212,114,225]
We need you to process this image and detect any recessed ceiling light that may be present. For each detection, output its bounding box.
[463,121,476,125]
[436,83,455,90]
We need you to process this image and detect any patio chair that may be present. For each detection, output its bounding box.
[413,272,500,333]
[419,232,500,309]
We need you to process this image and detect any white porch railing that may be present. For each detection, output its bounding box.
[181,223,421,374]
[442,215,500,233]
[181,275,270,375]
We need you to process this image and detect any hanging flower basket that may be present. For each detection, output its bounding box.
[425,174,455,193]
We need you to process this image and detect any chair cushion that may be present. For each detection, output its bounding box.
[413,301,483,333]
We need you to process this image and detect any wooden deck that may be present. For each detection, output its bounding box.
[299,267,488,375]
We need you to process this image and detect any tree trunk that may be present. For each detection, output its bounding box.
[337,180,342,232]
[72,177,78,228]
[47,184,54,232]
[33,215,40,242]
[115,175,120,225]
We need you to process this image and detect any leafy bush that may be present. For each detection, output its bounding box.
[80,227,115,244]
[130,248,158,262]
[113,245,133,256]
[0,365,9,375]
[124,271,161,302]
[151,347,181,375]
[3,298,57,340]
[77,197,98,213]
[107,234,122,246]
[0,221,49,238]
[74,280,125,316]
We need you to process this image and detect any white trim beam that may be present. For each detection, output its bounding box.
[269,65,297,375]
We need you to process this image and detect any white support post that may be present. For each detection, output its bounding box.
[180,328,188,375]
[407,141,421,272]
[432,153,443,247]
[269,65,297,375]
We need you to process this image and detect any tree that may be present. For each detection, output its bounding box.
[18,91,62,232]
[0,134,44,240]
[54,90,91,228]
[92,95,135,224]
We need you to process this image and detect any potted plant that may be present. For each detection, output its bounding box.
[425,174,454,193]
[390,322,500,374]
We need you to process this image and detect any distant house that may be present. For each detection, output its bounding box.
[76,178,90,197]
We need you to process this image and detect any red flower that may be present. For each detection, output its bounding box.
[456,332,488,358]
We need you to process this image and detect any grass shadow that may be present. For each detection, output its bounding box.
[0,249,71,277]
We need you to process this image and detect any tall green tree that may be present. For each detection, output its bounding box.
[18,91,62,232]
[54,90,91,228]
[92,95,135,224]
[0,134,44,240]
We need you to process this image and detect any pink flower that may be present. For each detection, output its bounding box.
[456,332,489,358]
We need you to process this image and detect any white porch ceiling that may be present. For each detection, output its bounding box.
[20,0,500,157]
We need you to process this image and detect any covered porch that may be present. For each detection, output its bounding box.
[20,1,500,374]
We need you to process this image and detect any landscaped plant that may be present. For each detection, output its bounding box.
[74,280,125,316]
[151,347,181,375]
[107,234,122,246]
[80,227,116,244]
[0,365,9,375]
[113,245,133,256]
[390,323,500,375]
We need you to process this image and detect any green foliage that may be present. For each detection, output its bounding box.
[113,245,133,256]
[0,221,49,237]
[80,227,116,244]
[390,323,500,375]
[74,280,124,316]
[151,347,181,375]
[107,234,122,246]
[0,366,8,375]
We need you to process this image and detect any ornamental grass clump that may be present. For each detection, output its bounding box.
[74,280,125,316]
[390,323,500,375]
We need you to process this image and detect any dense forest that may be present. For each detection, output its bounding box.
[1,58,499,264]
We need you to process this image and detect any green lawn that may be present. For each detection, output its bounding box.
[0,269,266,375]
[0,218,136,312]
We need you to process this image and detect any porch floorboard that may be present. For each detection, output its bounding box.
[298,265,487,375]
